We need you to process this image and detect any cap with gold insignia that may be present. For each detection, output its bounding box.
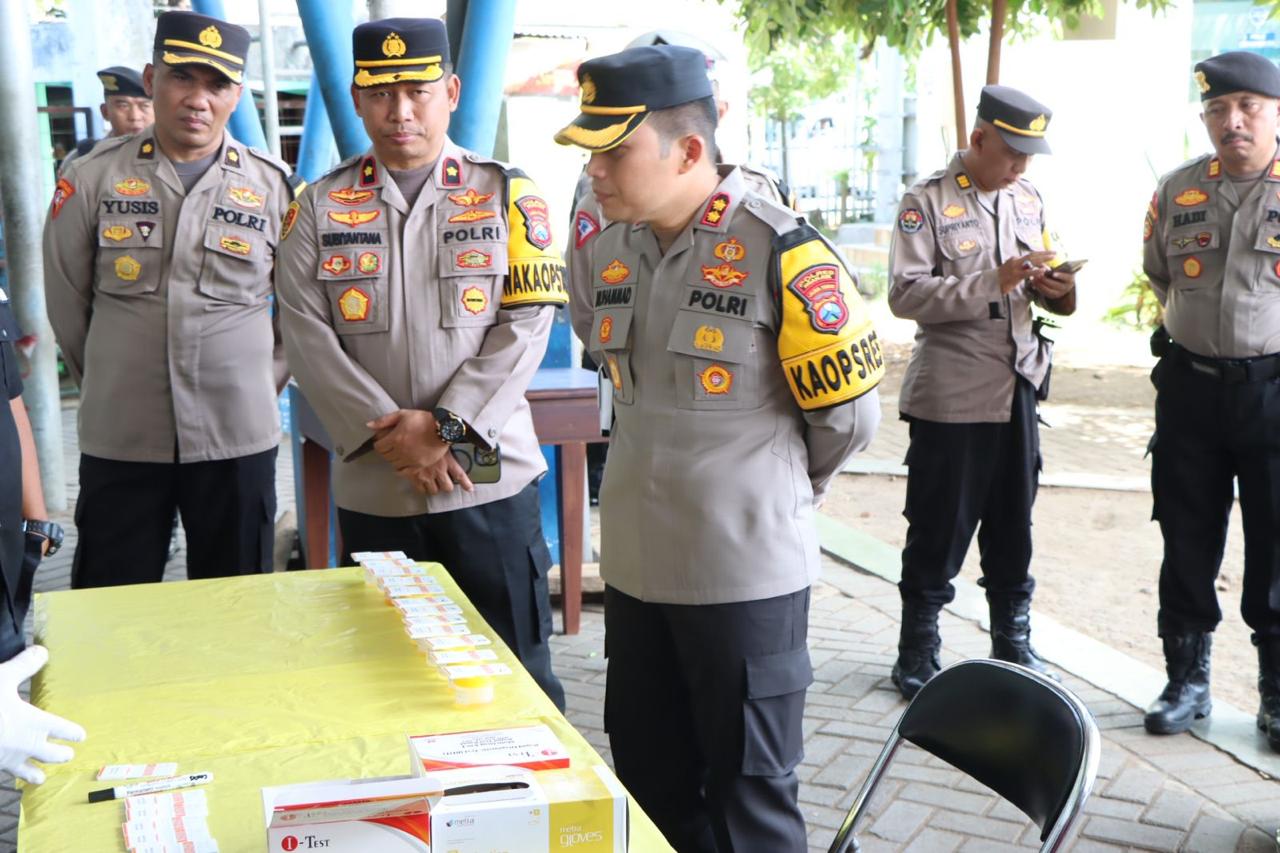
[1194,51,1280,101]
[153,10,249,84]
[977,84,1052,156]
[352,18,450,89]
[97,66,148,99]
[554,45,714,152]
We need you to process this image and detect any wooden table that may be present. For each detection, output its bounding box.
[289,367,607,634]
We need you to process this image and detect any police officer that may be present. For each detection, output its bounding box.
[1142,52,1280,750]
[556,46,882,852]
[887,86,1077,700]
[564,31,792,504]
[276,18,566,709]
[60,67,154,173]
[43,11,299,588]
[0,290,62,660]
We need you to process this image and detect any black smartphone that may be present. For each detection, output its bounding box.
[1051,259,1088,275]
[450,443,501,484]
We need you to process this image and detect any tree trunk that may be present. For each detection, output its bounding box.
[987,0,1008,85]
[946,0,967,146]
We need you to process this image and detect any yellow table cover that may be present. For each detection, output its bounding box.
[18,567,671,851]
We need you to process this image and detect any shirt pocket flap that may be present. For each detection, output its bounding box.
[316,247,386,280]
[438,243,508,278]
[939,235,984,260]
[1168,227,1219,256]
[666,310,754,363]
[203,225,266,264]
[1254,227,1280,255]
[98,218,163,250]
[590,307,634,351]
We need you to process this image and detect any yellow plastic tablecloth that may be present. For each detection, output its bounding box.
[18,567,672,852]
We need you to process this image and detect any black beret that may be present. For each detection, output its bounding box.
[154,11,250,84]
[555,45,714,152]
[352,18,449,89]
[97,66,148,99]
[977,85,1052,156]
[1194,51,1280,101]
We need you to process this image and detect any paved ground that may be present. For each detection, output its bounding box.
[554,567,1280,853]
[4,405,1280,851]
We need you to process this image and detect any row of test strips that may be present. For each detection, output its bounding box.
[121,790,217,853]
[352,551,515,680]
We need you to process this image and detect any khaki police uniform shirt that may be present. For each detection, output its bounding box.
[567,166,884,606]
[1143,149,1280,358]
[566,164,790,304]
[43,129,295,463]
[889,152,1057,423]
[276,139,568,518]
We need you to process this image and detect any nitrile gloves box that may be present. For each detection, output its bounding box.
[425,767,549,852]
[421,765,629,852]
[262,775,435,852]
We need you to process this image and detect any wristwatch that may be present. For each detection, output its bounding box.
[23,520,64,557]
[433,408,467,445]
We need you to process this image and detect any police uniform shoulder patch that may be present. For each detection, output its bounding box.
[280,199,301,241]
[574,210,601,249]
[898,207,925,234]
[774,226,884,411]
[50,178,76,220]
[504,173,568,309]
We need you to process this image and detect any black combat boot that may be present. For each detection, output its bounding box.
[988,597,1058,679]
[1254,636,1280,752]
[1144,633,1212,735]
[891,601,942,701]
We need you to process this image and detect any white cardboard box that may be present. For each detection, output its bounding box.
[408,724,571,773]
[262,775,435,852]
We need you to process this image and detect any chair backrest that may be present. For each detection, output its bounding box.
[898,659,1093,842]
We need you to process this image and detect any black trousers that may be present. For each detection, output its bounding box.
[1152,356,1280,639]
[72,449,277,588]
[900,379,1040,608]
[0,535,39,662]
[338,481,565,710]
[603,586,812,853]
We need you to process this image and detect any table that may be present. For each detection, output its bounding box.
[290,368,608,635]
[18,569,671,851]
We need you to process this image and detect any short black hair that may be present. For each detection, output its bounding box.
[647,96,718,163]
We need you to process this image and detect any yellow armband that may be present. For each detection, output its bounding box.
[777,231,884,410]
[503,173,568,308]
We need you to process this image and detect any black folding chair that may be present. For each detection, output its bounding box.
[828,658,1101,853]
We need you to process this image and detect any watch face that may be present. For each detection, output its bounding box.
[442,419,466,443]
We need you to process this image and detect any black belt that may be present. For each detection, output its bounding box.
[1170,343,1280,384]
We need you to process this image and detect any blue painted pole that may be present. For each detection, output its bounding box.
[190,0,268,151]
[450,0,516,156]
[295,70,336,182]
[295,0,370,159]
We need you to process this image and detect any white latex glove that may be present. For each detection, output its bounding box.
[0,646,85,784]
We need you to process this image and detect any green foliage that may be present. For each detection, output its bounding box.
[722,0,1173,64]
[748,33,861,124]
[1104,267,1163,329]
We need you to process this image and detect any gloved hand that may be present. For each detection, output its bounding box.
[0,646,85,784]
